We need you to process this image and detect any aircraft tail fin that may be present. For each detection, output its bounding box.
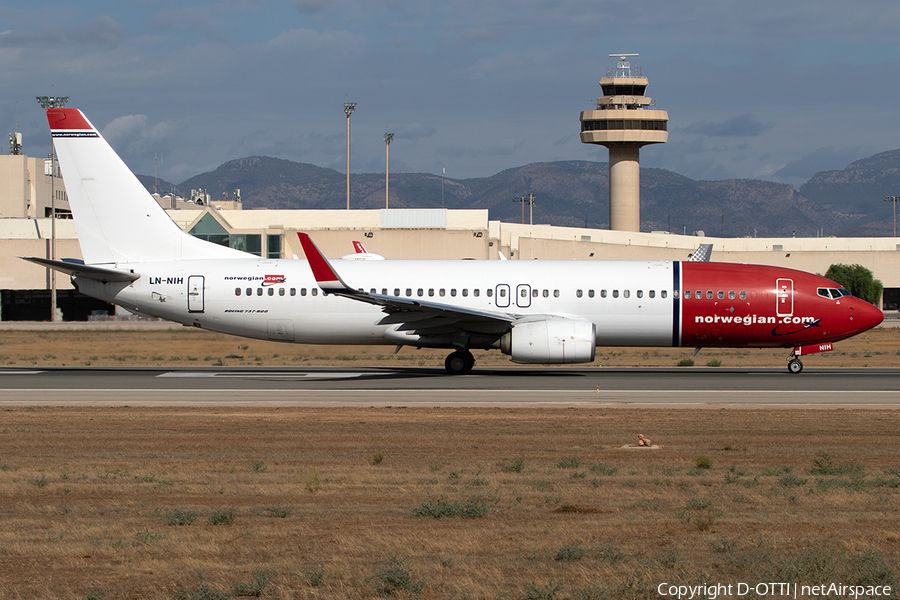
[46,108,247,265]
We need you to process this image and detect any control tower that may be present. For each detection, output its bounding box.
[580,54,668,232]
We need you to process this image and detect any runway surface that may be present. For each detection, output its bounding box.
[0,366,898,407]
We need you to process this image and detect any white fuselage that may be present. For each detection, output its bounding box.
[78,258,677,347]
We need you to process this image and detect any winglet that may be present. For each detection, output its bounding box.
[297,232,353,293]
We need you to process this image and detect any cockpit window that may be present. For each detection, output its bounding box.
[818,287,853,299]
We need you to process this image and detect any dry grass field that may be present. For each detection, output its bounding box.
[0,324,898,369]
[1,407,899,599]
[1,325,899,598]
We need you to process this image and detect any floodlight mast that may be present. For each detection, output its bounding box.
[384,133,394,209]
[886,196,899,237]
[36,95,69,322]
[344,102,356,210]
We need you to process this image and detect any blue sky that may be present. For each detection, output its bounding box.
[2,0,900,188]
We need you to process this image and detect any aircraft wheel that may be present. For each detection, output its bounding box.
[788,359,803,374]
[445,350,474,375]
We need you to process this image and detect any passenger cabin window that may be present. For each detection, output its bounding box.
[576,289,583,298]
[301,288,307,296]
[417,288,424,297]
[406,288,412,297]
[543,289,549,298]
[623,290,630,299]
[290,288,296,296]
[717,290,724,299]
[588,290,595,298]
[601,290,607,298]
[706,290,713,299]
[279,288,285,296]
[613,290,619,298]
[728,291,735,299]
[649,290,655,298]
[235,288,241,296]
[553,290,560,298]
[257,288,263,296]
[246,288,252,296]
[268,288,274,296]
[451,289,457,297]
[311,288,318,296]
[462,289,468,297]
[739,291,746,299]
[662,290,668,299]
[394,288,400,296]
[487,289,493,297]
[474,289,480,297]
[440,289,446,297]
[428,288,434,297]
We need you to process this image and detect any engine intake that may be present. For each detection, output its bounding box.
[500,318,596,364]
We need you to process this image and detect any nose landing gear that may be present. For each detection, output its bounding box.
[445,350,475,375]
[786,342,834,374]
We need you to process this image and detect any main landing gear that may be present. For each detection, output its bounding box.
[445,350,475,375]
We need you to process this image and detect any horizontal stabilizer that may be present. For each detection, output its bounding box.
[19,257,139,282]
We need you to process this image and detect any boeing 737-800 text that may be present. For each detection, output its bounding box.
[23,108,884,374]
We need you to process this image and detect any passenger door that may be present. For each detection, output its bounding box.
[776,278,793,317]
[188,275,205,313]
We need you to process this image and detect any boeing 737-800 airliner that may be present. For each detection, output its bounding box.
[23,108,883,374]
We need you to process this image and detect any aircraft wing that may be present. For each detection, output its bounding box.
[297,233,517,337]
[20,257,140,282]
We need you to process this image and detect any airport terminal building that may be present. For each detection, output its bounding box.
[2,163,899,321]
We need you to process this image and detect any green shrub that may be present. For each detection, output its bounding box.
[588,463,618,476]
[367,555,424,596]
[231,570,273,597]
[162,509,198,526]
[412,495,495,519]
[808,452,865,476]
[555,542,586,562]
[677,358,695,367]
[500,456,525,473]
[368,451,384,466]
[300,564,325,587]
[695,455,712,469]
[556,456,582,469]
[207,508,236,525]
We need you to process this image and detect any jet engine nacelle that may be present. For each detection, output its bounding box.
[500,318,596,364]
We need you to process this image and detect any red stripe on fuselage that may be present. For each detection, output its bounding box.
[679,262,879,348]
[46,108,95,131]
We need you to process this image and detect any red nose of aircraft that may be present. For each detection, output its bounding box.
[850,298,884,335]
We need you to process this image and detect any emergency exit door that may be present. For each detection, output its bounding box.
[188,275,205,313]
[776,278,793,317]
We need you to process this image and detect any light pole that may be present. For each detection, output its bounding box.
[344,102,356,210]
[36,95,69,322]
[885,196,899,237]
[513,196,525,224]
[384,133,394,209]
[512,194,536,225]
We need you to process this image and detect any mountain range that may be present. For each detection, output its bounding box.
[138,150,900,238]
